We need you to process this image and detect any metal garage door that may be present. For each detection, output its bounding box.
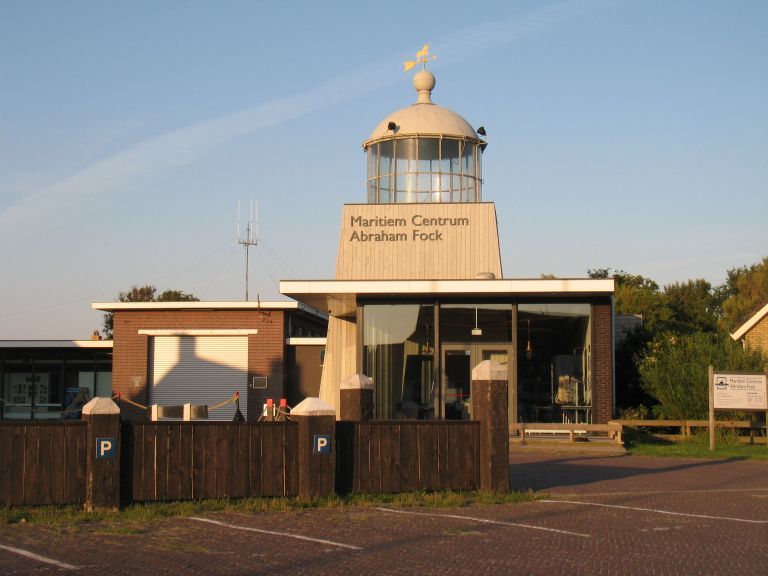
[151,335,248,421]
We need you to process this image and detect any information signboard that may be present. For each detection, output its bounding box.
[713,373,767,410]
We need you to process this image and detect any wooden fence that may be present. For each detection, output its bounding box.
[125,422,298,502]
[0,422,87,506]
[336,421,480,494]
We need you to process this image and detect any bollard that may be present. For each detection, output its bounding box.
[83,397,121,511]
[471,360,510,492]
[339,374,374,421]
[291,397,336,499]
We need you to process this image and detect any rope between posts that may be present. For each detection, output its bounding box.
[209,392,238,411]
[113,393,148,411]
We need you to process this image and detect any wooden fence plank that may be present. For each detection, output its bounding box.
[204,425,218,499]
[235,425,249,498]
[36,426,52,505]
[191,424,205,499]
[9,427,24,506]
[178,425,193,500]
[259,424,274,496]
[166,424,181,501]
[249,425,262,497]
[284,423,298,496]
[386,424,401,494]
[0,428,12,505]
[214,425,228,498]
[155,425,170,501]
[370,424,382,493]
[400,423,411,492]
[75,423,87,503]
[358,423,371,492]
[142,424,157,501]
[22,426,39,505]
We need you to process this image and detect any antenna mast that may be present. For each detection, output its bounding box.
[236,200,259,301]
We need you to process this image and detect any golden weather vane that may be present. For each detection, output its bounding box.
[403,43,437,72]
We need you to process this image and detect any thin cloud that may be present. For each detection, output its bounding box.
[0,1,590,234]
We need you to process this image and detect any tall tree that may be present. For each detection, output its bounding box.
[663,279,718,334]
[588,268,671,333]
[101,285,199,339]
[719,257,768,333]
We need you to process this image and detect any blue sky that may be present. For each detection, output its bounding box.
[1,0,766,339]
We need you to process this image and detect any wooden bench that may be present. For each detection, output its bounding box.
[510,422,623,445]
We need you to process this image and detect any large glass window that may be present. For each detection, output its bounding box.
[1,348,113,420]
[517,304,591,424]
[440,304,513,343]
[363,304,435,419]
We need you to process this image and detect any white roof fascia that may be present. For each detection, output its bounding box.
[731,302,768,341]
[138,329,259,336]
[0,340,114,349]
[280,278,614,295]
[285,337,327,346]
[92,300,302,312]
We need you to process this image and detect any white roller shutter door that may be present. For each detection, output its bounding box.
[151,335,248,421]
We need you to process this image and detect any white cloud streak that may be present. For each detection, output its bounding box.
[0,1,591,233]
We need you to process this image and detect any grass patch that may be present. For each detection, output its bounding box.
[624,427,768,460]
[0,489,537,528]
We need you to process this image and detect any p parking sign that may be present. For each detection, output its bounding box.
[313,434,331,454]
[96,437,116,459]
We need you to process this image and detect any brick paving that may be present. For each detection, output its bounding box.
[1,454,767,575]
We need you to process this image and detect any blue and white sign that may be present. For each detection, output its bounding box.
[96,437,116,459]
[313,434,331,454]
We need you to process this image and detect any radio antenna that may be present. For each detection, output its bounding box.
[236,200,259,301]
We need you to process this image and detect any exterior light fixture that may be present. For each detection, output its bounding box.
[525,319,533,360]
[477,126,486,136]
[472,307,482,336]
[387,121,397,131]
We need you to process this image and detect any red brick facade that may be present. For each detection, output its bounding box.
[591,300,614,423]
[112,309,285,420]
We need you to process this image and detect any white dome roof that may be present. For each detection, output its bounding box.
[366,70,479,144]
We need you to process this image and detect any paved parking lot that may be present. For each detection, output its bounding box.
[1,454,767,575]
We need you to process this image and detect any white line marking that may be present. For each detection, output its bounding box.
[0,543,79,570]
[188,517,363,550]
[373,507,590,538]
[539,500,768,524]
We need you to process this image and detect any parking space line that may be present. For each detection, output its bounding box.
[0,543,79,570]
[539,500,768,524]
[188,517,363,550]
[373,507,590,538]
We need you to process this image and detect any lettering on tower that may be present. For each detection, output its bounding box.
[349,214,470,242]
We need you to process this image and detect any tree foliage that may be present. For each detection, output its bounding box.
[639,332,767,420]
[588,260,768,418]
[101,285,199,339]
[719,257,768,333]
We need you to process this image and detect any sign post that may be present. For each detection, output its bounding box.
[708,366,715,451]
[709,366,768,451]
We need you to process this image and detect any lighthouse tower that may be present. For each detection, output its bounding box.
[281,60,614,424]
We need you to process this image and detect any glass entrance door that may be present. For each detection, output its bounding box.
[441,344,512,420]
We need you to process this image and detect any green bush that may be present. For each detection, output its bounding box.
[639,331,767,420]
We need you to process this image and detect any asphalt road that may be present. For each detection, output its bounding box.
[1,454,766,575]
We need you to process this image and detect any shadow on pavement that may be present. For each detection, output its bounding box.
[509,455,746,492]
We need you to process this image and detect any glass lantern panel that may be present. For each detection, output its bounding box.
[418,138,439,174]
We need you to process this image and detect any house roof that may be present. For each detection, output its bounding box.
[731,302,768,341]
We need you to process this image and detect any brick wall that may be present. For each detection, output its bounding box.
[744,314,768,355]
[591,300,614,423]
[112,310,285,421]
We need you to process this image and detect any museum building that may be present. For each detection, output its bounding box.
[281,68,616,425]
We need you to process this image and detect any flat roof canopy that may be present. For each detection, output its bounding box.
[280,278,614,317]
[91,300,326,319]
